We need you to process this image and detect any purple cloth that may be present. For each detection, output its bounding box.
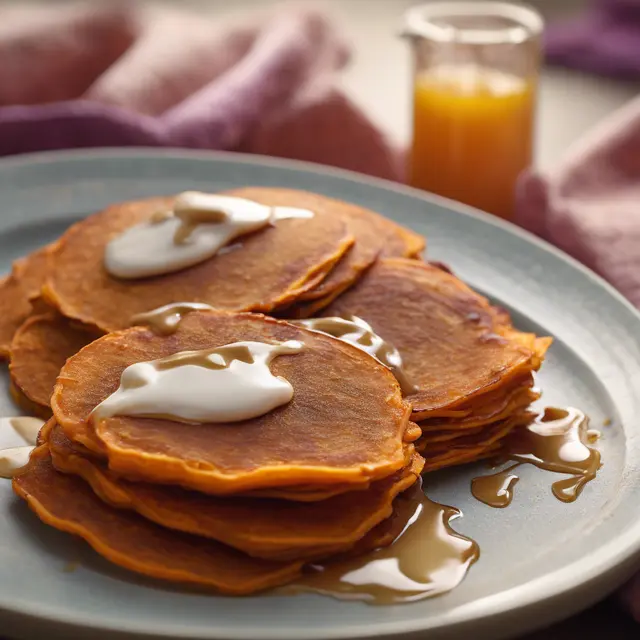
[545,0,640,78]
[0,3,402,180]
[517,96,640,308]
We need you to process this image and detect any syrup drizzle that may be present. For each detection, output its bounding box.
[471,407,601,507]
[284,484,479,604]
[130,302,215,335]
[293,316,416,394]
[471,465,519,508]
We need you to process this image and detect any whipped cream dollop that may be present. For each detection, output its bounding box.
[91,340,303,424]
[105,191,313,279]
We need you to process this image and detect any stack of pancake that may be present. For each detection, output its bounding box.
[15,311,424,593]
[1,186,551,591]
[318,258,551,472]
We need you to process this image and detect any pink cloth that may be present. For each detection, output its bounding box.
[517,96,640,307]
[545,0,640,79]
[0,2,402,180]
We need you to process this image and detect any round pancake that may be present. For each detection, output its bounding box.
[245,481,373,502]
[322,258,551,419]
[244,424,421,502]
[419,386,540,433]
[279,294,345,320]
[418,371,534,421]
[9,379,51,420]
[419,427,485,445]
[293,196,426,302]
[9,313,95,416]
[0,244,57,358]
[422,447,497,473]
[13,447,303,594]
[283,256,433,321]
[37,417,56,445]
[418,412,535,472]
[52,311,412,494]
[419,413,528,454]
[43,188,354,332]
[12,244,55,300]
[0,275,32,359]
[48,424,423,561]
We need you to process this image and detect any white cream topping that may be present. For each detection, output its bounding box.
[0,417,45,478]
[91,340,303,424]
[105,191,314,279]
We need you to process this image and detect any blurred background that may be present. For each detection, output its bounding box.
[174,0,638,169]
[2,0,636,170]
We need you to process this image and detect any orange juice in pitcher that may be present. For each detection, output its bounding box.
[403,3,543,220]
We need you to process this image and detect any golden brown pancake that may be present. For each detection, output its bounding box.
[419,385,539,433]
[52,311,412,494]
[9,380,49,420]
[284,258,444,320]
[419,413,527,454]
[48,424,423,561]
[422,447,496,473]
[0,244,61,358]
[418,412,535,472]
[43,188,355,332]
[418,371,535,421]
[13,447,304,594]
[244,423,421,502]
[244,481,373,502]
[277,295,341,320]
[9,313,95,417]
[0,275,32,359]
[37,417,56,445]
[322,258,551,420]
[12,244,54,300]
[294,197,425,303]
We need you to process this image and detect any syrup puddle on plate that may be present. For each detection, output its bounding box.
[472,407,601,508]
[282,483,479,604]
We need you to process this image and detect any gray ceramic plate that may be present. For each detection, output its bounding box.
[0,150,639,640]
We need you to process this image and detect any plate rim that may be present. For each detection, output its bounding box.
[0,147,639,640]
[0,145,636,319]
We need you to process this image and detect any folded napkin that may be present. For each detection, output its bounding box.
[517,96,640,308]
[545,0,640,78]
[0,2,402,181]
